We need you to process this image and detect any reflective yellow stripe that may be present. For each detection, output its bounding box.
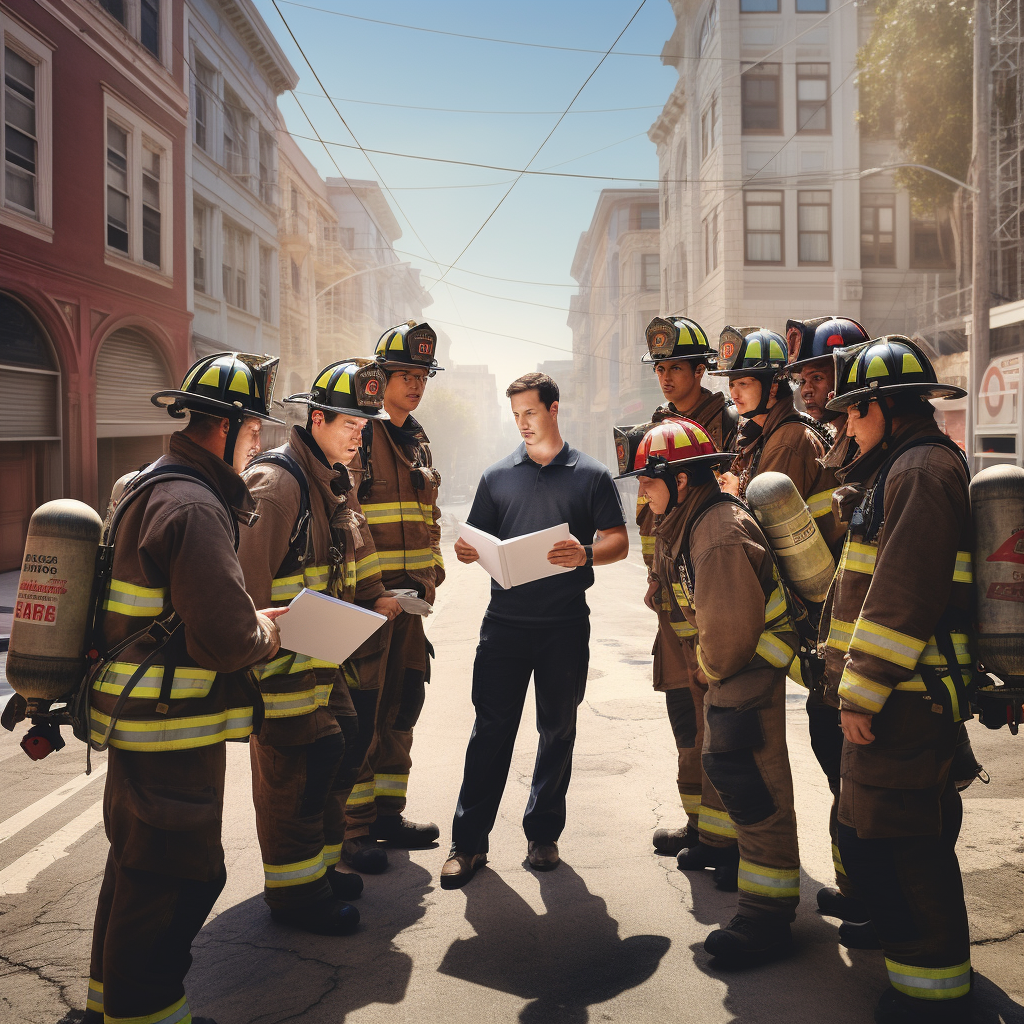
[355,551,381,581]
[756,630,795,668]
[698,804,737,838]
[263,850,327,888]
[919,633,971,666]
[737,859,800,899]
[952,550,973,584]
[105,995,190,1024]
[259,653,339,679]
[826,616,855,653]
[271,565,331,603]
[375,548,436,571]
[670,582,691,610]
[362,501,435,526]
[832,843,846,877]
[374,773,408,797]
[841,540,877,575]
[806,489,833,519]
[670,619,698,641]
[885,959,972,1001]
[681,792,702,816]
[93,662,216,701]
[323,842,342,866]
[849,617,926,670]
[837,666,891,713]
[695,645,719,682]
[103,579,167,617]
[764,585,788,626]
[261,683,333,718]
[641,534,656,556]
[89,707,253,751]
[348,780,375,805]
[87,978,103,1013]
[433,549,445,569]
[895,676,928,691]
[787,654,808,688]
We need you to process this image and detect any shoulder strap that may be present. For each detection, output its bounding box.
[247,449,311,545]
[358,420,374,502]
[679,492,746,588]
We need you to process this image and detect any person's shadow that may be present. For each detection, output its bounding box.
[437,861,671,1024]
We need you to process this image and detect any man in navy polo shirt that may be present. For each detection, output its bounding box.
[441,372,628,889]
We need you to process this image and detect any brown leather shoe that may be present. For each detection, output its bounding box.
[440,850,487,890]
[527,840,560,871]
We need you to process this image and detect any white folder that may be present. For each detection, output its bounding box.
[459,522,574,590]
[277,588,387,664]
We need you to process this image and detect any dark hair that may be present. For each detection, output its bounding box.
[306,408,340,431]
[506,372,559,409]
[888,393,935,419]
[682,465,716,487]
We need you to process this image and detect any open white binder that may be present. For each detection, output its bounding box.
[277,588,388,664]
[459,522,574,590]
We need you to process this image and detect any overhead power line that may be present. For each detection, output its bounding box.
[293,90,663,116]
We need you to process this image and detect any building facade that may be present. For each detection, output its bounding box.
[0,0,192,568]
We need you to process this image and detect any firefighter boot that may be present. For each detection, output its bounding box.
[341,836,389,873]
[816,886,871,922]
[270,897,360,936]
[653,826,700,856]
[704,914,793,964]
[327,867,364,900]
[677,842,739,891]
[370,814,440,848]
[874,986,974,1024]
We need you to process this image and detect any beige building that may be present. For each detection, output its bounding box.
[567,189,664,465]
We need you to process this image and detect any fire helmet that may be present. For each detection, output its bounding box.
[285,359,390,420]
[788,315,870,373]
[374,321,444,375]
[708,327,788,416]
[614,417,734,481]
[641,316,716,365]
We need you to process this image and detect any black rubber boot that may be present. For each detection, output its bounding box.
[712,859,739,892]
[874,986,973,1023]
[839,919,882,950]
[327,867,364,900]
[341,835,389,874]
[270,898,360,936]
[817,886,871,922]
[653,826,700,856]
[677,842,739,892]
[704,914,793,964]
[370,815,440,848]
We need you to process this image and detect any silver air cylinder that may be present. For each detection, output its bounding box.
[745,471,836,603]
[971,464,1024,678]
[7,499,103,699]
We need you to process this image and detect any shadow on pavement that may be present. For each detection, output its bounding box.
[187,852,433,1023]
[973,973,1024,1023]
[437,861,670,1024]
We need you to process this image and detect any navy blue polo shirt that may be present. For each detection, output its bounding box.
[466,442,626,626]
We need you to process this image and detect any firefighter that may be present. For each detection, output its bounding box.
[634,316,741,859]
[238,359,401,933]
[83,353,285,1024]
[617,419,801,964]
[343,321,446,867]
[822,338,975,1024]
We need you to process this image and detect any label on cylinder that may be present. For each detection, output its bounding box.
[15,553,68,625]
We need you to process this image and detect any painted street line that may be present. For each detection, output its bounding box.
[0,762,107,846]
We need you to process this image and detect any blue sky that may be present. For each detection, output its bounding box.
[252,0,678,387]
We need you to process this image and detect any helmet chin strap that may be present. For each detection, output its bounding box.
[751,372,777,417]
[223,404,245,466]
[879,397,894,450]
[661,469,679,511]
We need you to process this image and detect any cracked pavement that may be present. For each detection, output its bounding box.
[1,538,1022,1023]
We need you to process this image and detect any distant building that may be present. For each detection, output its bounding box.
[0,0,193,566]
[567,189,663,466]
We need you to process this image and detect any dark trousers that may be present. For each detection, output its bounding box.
[805,692,850,894]
[451,618,590,854]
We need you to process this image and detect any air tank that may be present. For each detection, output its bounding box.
[7,499,103,699]
[971,464,1024,678]
[745,471,836,603]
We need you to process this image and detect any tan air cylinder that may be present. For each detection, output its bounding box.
[7,499,103,699]
[971,464,1024,678]
[745,472,836,603]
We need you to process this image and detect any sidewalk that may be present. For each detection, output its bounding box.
[0,569,16,707]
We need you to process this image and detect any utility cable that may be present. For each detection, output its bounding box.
[293,90,663,116]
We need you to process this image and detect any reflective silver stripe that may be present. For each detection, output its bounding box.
[737,859,800,898]
[374,774,408,796]
[89,708,253,751]
[885,959,972,1000]
[103,579,168,617]
[806,489,833,518]
[105,995,191,1024]
[93,662,215,701]
[264,850,327,888]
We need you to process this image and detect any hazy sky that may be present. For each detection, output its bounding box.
[253,0,678,390]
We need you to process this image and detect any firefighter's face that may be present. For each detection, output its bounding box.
[638,472,688,515]
[384,368,429,417]
[798,364,835,421]
[233,417,262,474]
[654,359,703,407]
[312,410,367,467]
[510,390,558,448]
[846,399,886,452]
[729,376,772,415]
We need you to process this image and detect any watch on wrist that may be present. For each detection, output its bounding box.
[583,544,594,568]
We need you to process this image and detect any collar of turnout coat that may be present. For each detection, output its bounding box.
[736,392,797,454]
[168,431,256,519]
[290,425,355,500]
[836,418,945,488]
[653,387,726,427]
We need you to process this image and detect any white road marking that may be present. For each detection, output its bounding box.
[0,798,105,895]
[0,762,107,845]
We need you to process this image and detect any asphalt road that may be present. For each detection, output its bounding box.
[1,537,1022,1024]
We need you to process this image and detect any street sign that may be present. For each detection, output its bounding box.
[978,353,1021,427]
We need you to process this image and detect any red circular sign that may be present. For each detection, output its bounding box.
[982,365,1004,418]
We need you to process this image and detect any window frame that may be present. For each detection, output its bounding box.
[192,57,216,155]
[192,200,207,293]
[222,85,252,188]
[222,219,251,312]
[93,0,171,67]
[0,19,52,241]
[796,0,828,11]
[741,62,782,134]
[640,252,660,292]
[700,95,719,161]
[910,206,956,269]
[259,244,274,323]
[103,91,173,282]
[740,0,780,13]
[797,190,832,266]
[704,205,720,276]
[744,189,784,265]
[860,193,896,268]
[796,63,831,134]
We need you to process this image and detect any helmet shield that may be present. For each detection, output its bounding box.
[285,359,390,420]
[710,327,785,376]
[374,321,445,374]
[613,422,653,477]
[152,351,284,424]
[641,315,714,364]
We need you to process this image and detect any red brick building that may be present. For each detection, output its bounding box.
[0,0,191,570]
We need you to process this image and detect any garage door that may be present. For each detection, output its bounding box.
[95,328,174,437]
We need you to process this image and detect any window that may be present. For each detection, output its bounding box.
[223,87,250,183]
[704,206,720,275]
[744,190,783,263]
[340,225,354,249]
[4,47,36,215]
[608,252,619,304]
[911,207,955,268]
[741,0,779,12]
[259,246,273,322]
[742,63,781,133]
[222,222,248,310]
[192,202,206,292]
[701,96,719,159]
[796,0,827,10]
[861,195,895,268]
[100,0,126,25]
[638,204,659,230]
[699,0,718,55]
[193,61,215,152]
[140,0,159,57]
[290,258,301,294]
[258,128,275,206]
[798,190,831,263]
[641,253,660,292]
[96,0,165,62]
[796,64,830,133]
[662,174,669,222]
[106,121,129,253]
[141,146,160,265]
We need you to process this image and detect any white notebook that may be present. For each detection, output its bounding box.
[459,522,574,590]
[277,588,388,664]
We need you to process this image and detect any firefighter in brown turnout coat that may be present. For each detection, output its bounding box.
[618,418,801,964]
[342,321,446,867]
[83,353,285,1024]
[822,338,976,1024]
[238,360,400,934]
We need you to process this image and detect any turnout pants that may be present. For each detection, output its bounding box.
[838,694,971,1011]
[452,617,591,853]
[805,688,851,894]
[701,670,800,921]
[346,612,426,831]
[88,744,226,1024]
